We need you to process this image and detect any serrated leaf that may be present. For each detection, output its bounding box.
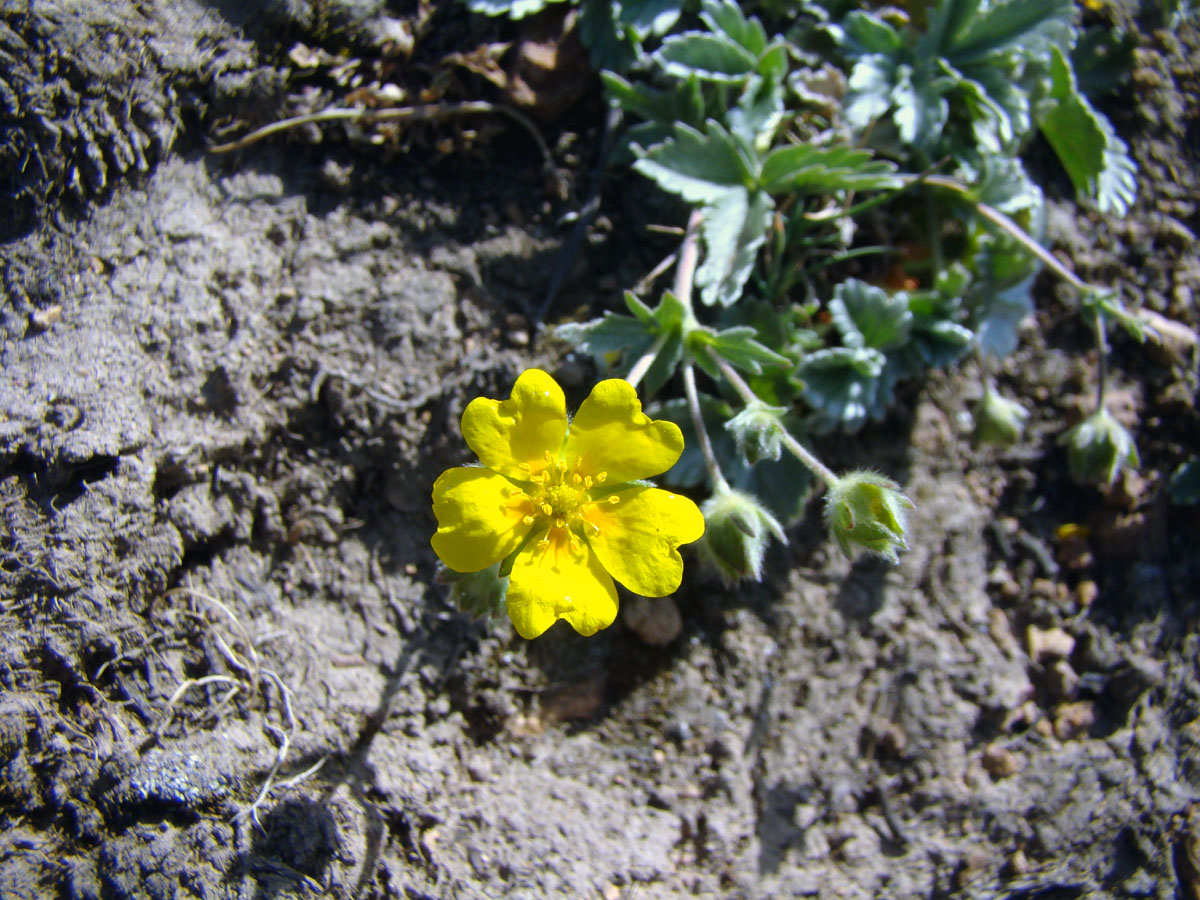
[699,0,767,56]
[973,276,1034,358]
[798,346,888,433]
[579,0,640,71]
[756,43,790,84]
[1040,45,1137,215]
[696,325,792,377]
[891,63,950,148]
[759,145,901,194]
[844,54,896,130]
[634,121,754,204]
[643,332,684,398]
[696,188,775,307]
[618,0,684,37]
[657,32,758,82]
[842,10,904,57]
[943,0,1073,65]
[727,76,784,150]
[829,279,913,351]
[602,72,704,129]
[463,0,558,18]
[557,313,652,357]
[624,290,657,324]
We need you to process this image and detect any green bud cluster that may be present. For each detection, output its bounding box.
[972,385,1029,448]
[1058,406,1140,486]
[725,400,789,465]
[824,471,915,564]
[696,485,787,583]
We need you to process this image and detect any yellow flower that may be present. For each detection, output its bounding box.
[432,369,705,639]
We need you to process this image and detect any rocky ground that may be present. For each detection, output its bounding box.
[1,2,1198,898]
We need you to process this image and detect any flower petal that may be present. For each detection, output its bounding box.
[431,467,533,572]
[564,379,684,483]
[584,486,705,597]
[461,369,568,480]
[506,527,618,639]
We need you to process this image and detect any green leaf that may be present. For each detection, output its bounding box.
[1168,459,1200,506]
[463,0,559,18]
[1039,45,1137,215]
[842,10,904,57]
[891,63,949,148]
[918,0,981,60]
[844,54,896,130]
[828,279,913,351]
[696,188,775,307]
[618,0,684,37]
[557,312,650,358]
[693,325,792,377]
[942,0,1073,65]
[727,76,784,151]
[578,0,640,71]
[657,32,758,82]
[759,145,901,194]
[602,72,705,129]
[633,121,755,204]
[699,0,768,57]
[798,346,888,433]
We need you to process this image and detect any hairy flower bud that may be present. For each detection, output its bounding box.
[1058,406,1140,486]
[725,400,789,465]
[824,471,915,564]
[972,385,1028,448]
[696,486,786,583]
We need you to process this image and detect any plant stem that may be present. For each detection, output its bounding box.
[1093,312,1109,410]
[915,175,1087,291]
[703,346,840,487]
[625,330,669,389]
[683,361,728,492]
[674,208,704,311]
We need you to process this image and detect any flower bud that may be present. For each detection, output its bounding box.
[824,470,915,564]
[725,400,789,465]
[972,385,1028,448]
[696,486,786,583]
[437,562,509,620]
[1058,406,1140,486]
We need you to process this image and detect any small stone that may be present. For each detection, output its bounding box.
[1054,701,1096,740]
[982,744,1021,778]
[988,607,1020,655]
[1045,659,1080,701]
[1004,848,1031,877]
[622,596,682,646]
[603,884,621,900]
[1026,625,1075,662]
[28,305,63,332]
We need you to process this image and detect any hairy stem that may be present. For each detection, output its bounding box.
[702,346,840,487]
[683,361,728,492]
[915,175,1087,291]
[1093,312,1109,410]
[674,208,704,311]
[625,330,670,389]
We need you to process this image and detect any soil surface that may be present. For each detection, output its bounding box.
[2,3,1199,899]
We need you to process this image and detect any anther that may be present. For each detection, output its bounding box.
[537,539,550,551]
[583,476,593,489]
[522,515,535,526]
[519,462,531,471]
[573,474,582,486]
[595,472,608,484]
[554,517,566,528]
[541,503,553,516]
[607,495,620,505]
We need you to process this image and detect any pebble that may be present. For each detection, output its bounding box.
[1026,625,1075,662]
[982,744,1021,778]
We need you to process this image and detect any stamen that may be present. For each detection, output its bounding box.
[574,456,583,468]
[537,539,550,551]
[522,515,535,526]
[519,462,531,471]
[569,535,581,551]
[595,472,608,484]
[607,495,620,505]
[554,517,566,528]
[544,450,554,462]
[583,476,593,489]
[541,503,553,516]
[573,473,582,486]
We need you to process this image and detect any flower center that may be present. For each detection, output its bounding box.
[512,452,619,552]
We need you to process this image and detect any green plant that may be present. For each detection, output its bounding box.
[461,0,1164,580]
